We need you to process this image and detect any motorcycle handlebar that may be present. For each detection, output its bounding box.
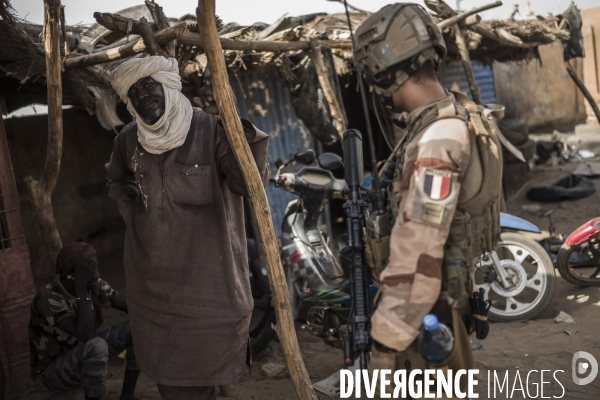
[275,172,347,199]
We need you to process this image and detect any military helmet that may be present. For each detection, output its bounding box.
[354,3,446,97]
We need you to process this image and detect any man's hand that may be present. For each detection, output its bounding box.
[74,256,98,292]
[193,74,220,115]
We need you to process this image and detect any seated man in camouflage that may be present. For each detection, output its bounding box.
[29,242,139,400]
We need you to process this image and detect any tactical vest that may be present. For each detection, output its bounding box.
[366,92,521,313]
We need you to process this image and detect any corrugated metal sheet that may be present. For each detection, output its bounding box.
[231,67,313,235]
[440,62,497,105]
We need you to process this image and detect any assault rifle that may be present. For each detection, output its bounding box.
[340,129,371,371]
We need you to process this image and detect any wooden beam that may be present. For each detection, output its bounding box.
[309,39,346,141]
[177,32,352,52]
[145,0,175,57]
[24,0,64,269]
[136,17,161,56]
[197,1,317,400]
[93,11,158,34]
[63,22,187,69]
[437,1,502,30]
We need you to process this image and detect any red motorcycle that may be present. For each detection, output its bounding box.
[557,217,600,286]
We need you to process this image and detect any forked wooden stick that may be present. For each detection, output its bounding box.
[197,1,318,399]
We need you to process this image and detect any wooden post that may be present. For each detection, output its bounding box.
[24,0,64,269]
[454,24,482,104]
[309,39,346,142]
[197,2,317,400]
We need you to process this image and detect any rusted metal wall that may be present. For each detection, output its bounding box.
[440,61,497,105]
[231,67,313,235]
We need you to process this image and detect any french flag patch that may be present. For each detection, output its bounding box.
[423,169,452,200]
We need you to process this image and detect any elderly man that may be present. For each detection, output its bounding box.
[105,56,269,400]
[29,242,138,400]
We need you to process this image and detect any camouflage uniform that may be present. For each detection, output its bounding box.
[29,279,137,398]
[354,4,505,396]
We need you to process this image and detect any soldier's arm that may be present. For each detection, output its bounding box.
[371,118,471,352]
[105,125,139,219]
[214,119,270,197]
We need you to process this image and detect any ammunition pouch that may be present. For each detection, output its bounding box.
[450,197,502,264]
[440,241,473,319]
[364,211,392,285]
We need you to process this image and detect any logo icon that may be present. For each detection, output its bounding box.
[572,351,598,385]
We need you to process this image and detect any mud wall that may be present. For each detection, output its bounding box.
[4,109,124,282]
[493,42,586,132]
[582,6,600,124]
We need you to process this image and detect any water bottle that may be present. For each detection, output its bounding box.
[419,314,454,365]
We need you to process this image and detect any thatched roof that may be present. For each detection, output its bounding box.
[0,0,574,124]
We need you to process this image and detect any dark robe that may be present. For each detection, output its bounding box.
[105,107,269,386]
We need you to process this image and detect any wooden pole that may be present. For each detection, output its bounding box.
[454,24,482,104]
[565,61,600,124]
[197,2,317,400]
[63,22,187,69]
[24,0,64,271]
[309,39,346,142]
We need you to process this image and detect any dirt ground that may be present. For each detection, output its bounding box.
[20,160,600,400]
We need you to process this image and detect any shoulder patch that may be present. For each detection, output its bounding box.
[405,167,460,228]
[423,169,452,200]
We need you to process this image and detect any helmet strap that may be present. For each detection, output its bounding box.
[372,48,441,111]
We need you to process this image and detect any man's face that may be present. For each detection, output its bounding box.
[127,76,166,124]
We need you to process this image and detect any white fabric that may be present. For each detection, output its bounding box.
[111,56,193,155]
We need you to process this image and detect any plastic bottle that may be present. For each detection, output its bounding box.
[419,314,454,365]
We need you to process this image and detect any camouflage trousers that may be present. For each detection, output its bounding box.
[40,320,138,398]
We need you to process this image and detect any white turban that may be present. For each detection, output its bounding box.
[111,56,193,155]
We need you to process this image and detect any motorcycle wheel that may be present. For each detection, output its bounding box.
[557,242,600,286]
[475,232,556,322]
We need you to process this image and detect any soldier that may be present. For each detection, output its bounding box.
[354,3,506,395]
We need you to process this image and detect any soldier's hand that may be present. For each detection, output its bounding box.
[194,75,220,115]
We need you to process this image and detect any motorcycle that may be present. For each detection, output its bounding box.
[556,216,600,286]
[261,149,557,352]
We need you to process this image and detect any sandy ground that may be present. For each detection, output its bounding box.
[18,161,600,400]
